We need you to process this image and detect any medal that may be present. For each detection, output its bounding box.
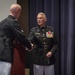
[46,31,54,38]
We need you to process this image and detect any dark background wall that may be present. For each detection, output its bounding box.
[17,0,30,68]
[17,0,29,36]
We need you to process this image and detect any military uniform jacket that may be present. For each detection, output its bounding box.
[28,26,58,65]
[0,15,31,64]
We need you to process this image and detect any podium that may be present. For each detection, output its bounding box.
[11,43,25,75]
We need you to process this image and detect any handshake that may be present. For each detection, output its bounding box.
[25,43,34,52]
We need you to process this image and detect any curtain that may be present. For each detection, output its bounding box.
[28,0,75,75]
[60,0,75,75]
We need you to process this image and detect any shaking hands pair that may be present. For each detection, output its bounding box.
[26,43,34,52]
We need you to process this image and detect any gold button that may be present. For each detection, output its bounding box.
[43,42,45,44]
[43,38,46,40]
[42,29,44,31]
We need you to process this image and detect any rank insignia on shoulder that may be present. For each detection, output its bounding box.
[46,31,54,38]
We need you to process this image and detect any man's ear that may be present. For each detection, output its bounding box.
[45,18,47,22]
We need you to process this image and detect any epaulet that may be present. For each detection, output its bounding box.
[30,26,37,32]
[31,26,37,30]
[47,25,54,31]
[47,26,53,28]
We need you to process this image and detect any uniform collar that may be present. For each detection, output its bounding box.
[37,25,47,29]
[8,15,16,20]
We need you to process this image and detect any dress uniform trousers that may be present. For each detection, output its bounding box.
[0,61,11,75]
[33,64,54,75]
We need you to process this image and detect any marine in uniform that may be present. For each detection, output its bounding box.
[28,12,58,75]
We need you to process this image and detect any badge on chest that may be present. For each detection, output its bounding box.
[46,31,54,38]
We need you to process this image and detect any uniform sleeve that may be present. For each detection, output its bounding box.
[28,27,36,43]
[49,26,58,54]
[11,21,31,50]
[50,35,58,54]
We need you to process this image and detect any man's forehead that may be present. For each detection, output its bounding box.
[37,14,44,18]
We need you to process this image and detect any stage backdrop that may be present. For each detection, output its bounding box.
[28,0,75,75]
